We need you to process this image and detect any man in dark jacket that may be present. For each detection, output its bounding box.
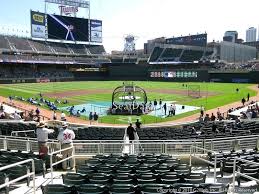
[127,123,136,143]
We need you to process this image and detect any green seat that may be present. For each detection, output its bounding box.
[8,165,28,180]
[111,184,135,194]
[77,184,105,194]
[138,178,157,184]
[62,173,87,186]
[0,156,9,164]
[141,184,169,194]
[41,184,72,194]
[113,178,133,184]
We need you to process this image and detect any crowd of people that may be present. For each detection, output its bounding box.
[198,92,259,123]
[212,62,259,71]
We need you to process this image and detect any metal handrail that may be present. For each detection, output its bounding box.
[49,146,75,184]
[11,130,35,136]
[0,134,258,143]
[0,159,35,193]
[232,158,259,192]
[190,146,218,183]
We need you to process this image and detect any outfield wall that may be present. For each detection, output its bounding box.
[0,65,259,84]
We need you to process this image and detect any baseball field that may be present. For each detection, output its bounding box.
[0,81,256,124]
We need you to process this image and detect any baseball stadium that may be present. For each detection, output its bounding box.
[0,0,259,194]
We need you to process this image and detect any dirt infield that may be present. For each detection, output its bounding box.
[45,88,218,99]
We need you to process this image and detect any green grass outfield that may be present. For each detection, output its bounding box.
[0,81,256,124]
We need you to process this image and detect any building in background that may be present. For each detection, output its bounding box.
[246,27,257,42]
[223,31,238,43]
[243,41,259,59]
[209,41,256,63]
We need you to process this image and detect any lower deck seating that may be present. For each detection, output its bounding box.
[42,153,229,194]
[0,150,45,181]
[208,149,259,186]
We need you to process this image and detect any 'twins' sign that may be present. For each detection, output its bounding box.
[59,5,79,16]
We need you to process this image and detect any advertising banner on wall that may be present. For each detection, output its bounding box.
[31,11,46,38]
[90,20,102,43]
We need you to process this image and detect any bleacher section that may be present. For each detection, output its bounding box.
[77,127,125,140]
[1,121,259,141]
[149,45,212,63]
[0,35,106,55]
[149,47,164,62]
[160,48,182,62]
[179,49,204,62]
[137,121,259,140]
[0,150,45,178]
[87,45,106,55]
[0,122,37,137]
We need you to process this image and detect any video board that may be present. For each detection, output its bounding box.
[166,34,207,47]
[47,14,89,41]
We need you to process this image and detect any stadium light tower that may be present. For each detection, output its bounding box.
[123,34,137,54]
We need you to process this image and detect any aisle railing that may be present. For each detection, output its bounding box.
[0,135,258,156]
[190,146,218,183]
[49,146,75,184]
[0,159,35,194]
[232,158,259,193]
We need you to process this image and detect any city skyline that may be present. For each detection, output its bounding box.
[0,0,259,52]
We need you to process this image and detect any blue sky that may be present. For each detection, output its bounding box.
[0,0,259,52]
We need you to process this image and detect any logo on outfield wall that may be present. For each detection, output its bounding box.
[59,5,79,16]
[150,71,198,78]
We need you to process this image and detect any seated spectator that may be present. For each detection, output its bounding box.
[191,127,196,134]
[27,109,33,120]
[212,122,217,133]
[198,116,203,123]
[36,108,40,116]
[218,113,224,121]
[53,111,57,120]
[13,111,22,120]
[0,111,6,119]
[204,114,210,122]
[210,113,216,121]
[61,111,66,121]
[0,103,4,112]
